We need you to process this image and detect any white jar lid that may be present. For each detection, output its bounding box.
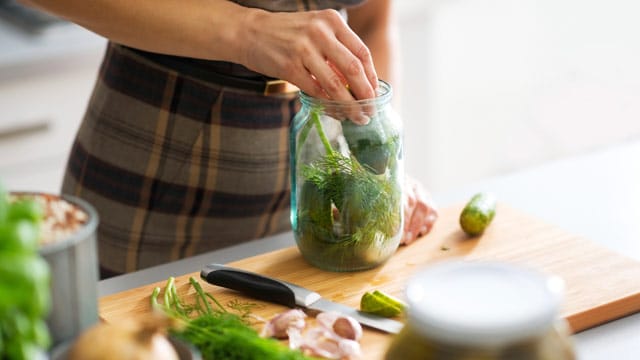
[405,260,565,347]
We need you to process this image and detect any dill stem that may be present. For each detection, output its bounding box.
[189,276,229,315]
[311,111,334,155]
[189,277,213,314]
[170,281,185,314]
[150,287,161,310]
[205,293,228,313]
[163,277,173,308]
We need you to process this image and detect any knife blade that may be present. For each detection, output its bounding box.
[200,263,404,334]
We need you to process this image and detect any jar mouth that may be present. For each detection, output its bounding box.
[299,79,392,107]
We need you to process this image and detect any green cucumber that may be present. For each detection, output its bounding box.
[342,118,390,174]
[298,180,332,230]
[459,193,497,236]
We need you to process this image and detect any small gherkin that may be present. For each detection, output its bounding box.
[341,118,391,174]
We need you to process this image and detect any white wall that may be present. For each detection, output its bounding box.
[396,0,640,193]
[0,22,105,194]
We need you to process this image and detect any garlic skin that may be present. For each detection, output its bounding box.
[260,309,307,339]
[298,326,362,359]
[316,312,363,341]
[264,310,363,359]
[332,316,363,341]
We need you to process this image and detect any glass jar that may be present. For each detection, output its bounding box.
[289,80,403,271]
[385,261,576,360]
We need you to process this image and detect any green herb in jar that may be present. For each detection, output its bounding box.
[295,111,402,270]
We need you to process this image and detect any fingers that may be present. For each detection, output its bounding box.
[405,202,431,244]
[303,49,355,102]
[402,181,418,245]
[333,25,378,98]
[301,10,377,101]
[243,9,376,103]
[401,177,439,245]
[302,58,371,124]
[325,40,375,100]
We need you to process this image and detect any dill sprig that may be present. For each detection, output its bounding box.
[302,151,401,240]
[150,277,312,360]
[227,299,264,323]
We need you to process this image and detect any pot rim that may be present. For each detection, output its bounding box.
[10,191,99,255]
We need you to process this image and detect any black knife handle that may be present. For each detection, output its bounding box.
[200,264,297,307]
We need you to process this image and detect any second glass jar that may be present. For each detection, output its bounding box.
[290,80,403,271]
[385,261,576,360]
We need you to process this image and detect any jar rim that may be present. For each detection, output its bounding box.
[299,79,392,107]
[405,260,565,347]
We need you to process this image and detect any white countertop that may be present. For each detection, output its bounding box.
[99,139,640,360]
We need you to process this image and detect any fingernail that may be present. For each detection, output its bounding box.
[355,114,370,125]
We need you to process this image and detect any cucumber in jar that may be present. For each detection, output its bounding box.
[342,117,391,175]
[296,180,335,244]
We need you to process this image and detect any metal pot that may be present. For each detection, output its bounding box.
[38,194,99,347]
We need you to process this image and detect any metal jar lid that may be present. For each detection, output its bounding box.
[405,260,565,347]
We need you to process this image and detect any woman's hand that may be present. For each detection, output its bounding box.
[240,9,378,102]
[402,176,438,245]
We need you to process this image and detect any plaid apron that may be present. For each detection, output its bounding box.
[63,44,299,277]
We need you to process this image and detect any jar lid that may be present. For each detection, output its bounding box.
[405,260,565,347]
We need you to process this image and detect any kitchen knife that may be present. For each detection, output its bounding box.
[200,263,404,334]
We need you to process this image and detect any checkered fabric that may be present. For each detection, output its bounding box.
[62,44,299,277]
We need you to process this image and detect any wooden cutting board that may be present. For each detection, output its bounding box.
[99,204,640,358]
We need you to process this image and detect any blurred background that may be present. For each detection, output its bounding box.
[1,0,640,195]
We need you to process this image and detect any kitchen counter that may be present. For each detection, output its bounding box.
[99,139,640,360]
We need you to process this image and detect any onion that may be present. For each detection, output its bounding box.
[68,314,179,360]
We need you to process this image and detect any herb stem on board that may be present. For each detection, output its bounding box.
[150,277,312,360]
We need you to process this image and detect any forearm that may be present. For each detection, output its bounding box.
[19,0,253,63]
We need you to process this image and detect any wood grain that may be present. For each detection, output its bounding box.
[100,204,640,358]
